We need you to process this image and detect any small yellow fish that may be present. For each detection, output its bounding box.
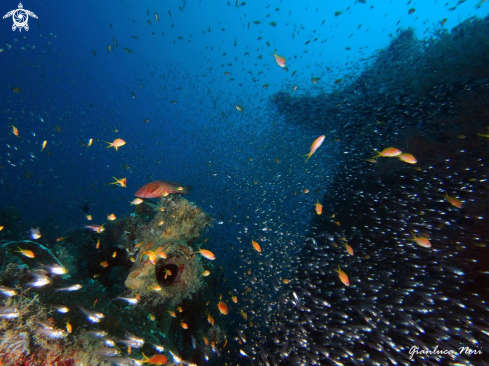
[444,191,462,208]
[372,147,402,158]
[41,140,47,152]
[149,284,162,292]
[66,319,72,333]
[156,247,167,259]
[105,138,126,151]
[315,200,322,215]
[197,248,215,260]
[110,177,127,187]
[304,135,325,161]
[409,232,431,248]
[271,49,286,67]
[16,247,35,258]
[251,238,262,253]
[334,265,350,286]
[143,250,157,265]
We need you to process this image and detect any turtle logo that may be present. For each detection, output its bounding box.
[3,3,37,32]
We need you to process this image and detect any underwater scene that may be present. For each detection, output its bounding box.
[2,0,489,365]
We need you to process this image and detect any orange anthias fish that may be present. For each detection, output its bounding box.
[218,300,229,315]
[168,310,177,318]
[372,147,402,158]
[344,243,354,256]
[134,181,191,198]
[271,49,286,67]
[141,352,168,365]
[66,320,72,333]
[156,247,167,259]
[334,265,350,286]
[197,248,215,260]
[251,238,261,252]
[105,138,126,151]
[398,153,417,164]
[110,177,127,187]
[444,191,462,208]
[207,312,215,325]
[409,232,431,248]
[16,247,35,258]
[304,135,325,161]
[315,200,323,215]
[143,250,157,265]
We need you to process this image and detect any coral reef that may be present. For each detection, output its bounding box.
[0,194,215,365]
[0,294,110,366]
[124,196,212,307]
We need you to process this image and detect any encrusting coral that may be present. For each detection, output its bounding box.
[0,294,112,366]
[125,196,213,307]
[0,194,215,365]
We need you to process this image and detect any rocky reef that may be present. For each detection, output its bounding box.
[0,195,216,365]
[266,17,489,365]
[124,196,212,307]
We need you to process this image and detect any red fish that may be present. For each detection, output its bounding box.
[135,181,191,198]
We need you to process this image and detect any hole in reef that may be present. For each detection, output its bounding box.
[155,259,181,286]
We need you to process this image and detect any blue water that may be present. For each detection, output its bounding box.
[1,0,489,364]
[1,1,486,228]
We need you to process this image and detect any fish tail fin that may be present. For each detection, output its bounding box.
[303,153,312,161]
[104,141,112,148]
[181,185,192,195]
[141,352,149,363]
[371,151,381,159]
